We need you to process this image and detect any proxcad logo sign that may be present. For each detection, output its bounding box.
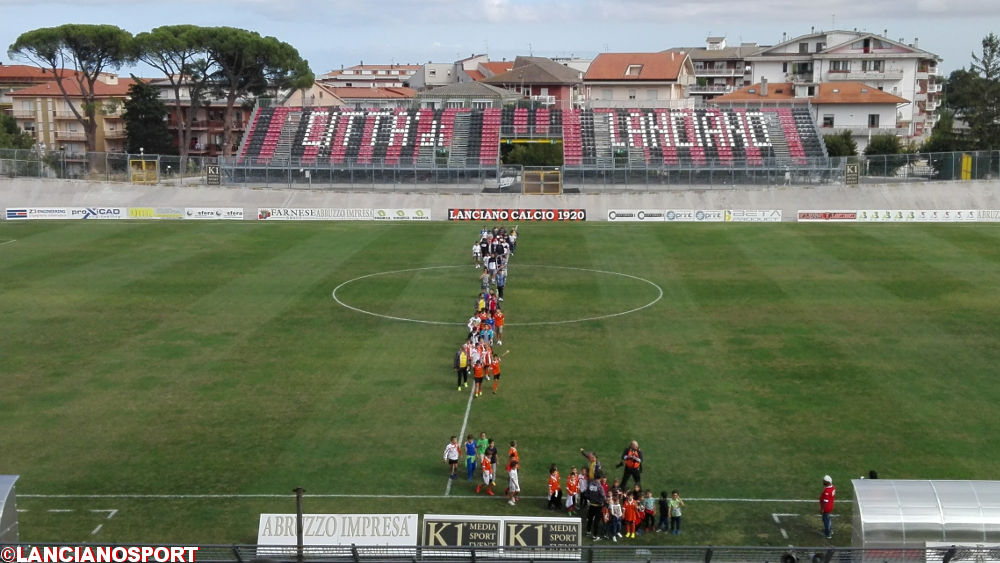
[82,207,121,219]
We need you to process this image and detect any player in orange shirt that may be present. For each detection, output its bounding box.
[506,440,519,472]
[547,464,563,510]
[476,452,495,495]
[494,307,505,346]
[490,353,502,394]
[566,467,580,516]
[622,492,639,538]
[472,360,485,398]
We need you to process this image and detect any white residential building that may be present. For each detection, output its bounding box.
[746,30,942,139]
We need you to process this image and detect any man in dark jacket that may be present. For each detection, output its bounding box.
[584,475,607,540]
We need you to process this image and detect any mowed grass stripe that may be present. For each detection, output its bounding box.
[4,222,1000,545]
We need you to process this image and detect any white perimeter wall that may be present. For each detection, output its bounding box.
[2,178,999,221]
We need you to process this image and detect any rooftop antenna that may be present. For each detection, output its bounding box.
[528,43,533,56]
[831,14,836,29]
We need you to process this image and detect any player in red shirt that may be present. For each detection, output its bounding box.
[547,464,562,510]
[476,453,495,495]
[490,353,502,393]
[472,361,485,398]
[820,475,836,539]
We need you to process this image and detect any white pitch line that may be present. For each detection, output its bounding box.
[47,509,74,513]
[90,509,118,519]
[91,524,103,536]
[331,265,663,326]
[0,239,16,247]
[445,383,477,496]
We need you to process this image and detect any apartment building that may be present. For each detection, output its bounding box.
[746,30,942,138]
[665,37,760,104]
[9,75,135,156]
[583,51,696,109]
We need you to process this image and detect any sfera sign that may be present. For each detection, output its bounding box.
[257,513,418,547]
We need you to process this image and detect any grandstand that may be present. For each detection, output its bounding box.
[231,105,831,185]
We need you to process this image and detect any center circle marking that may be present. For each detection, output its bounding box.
[331,264,662,326]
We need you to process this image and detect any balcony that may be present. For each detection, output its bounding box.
[530,95,555,106]
[914,92,927,102]
[103,129,126,139]
[686,84,735,95]
[53,110,80,119]
[693,68,740,77]
[583,98,696,110]
[827,70,905,81]
[55,130,86,140]
[784,73,815,84]
[12,109,36,119]
[926,100,940,112]
[929,83,943,93]
[825,125,909,137]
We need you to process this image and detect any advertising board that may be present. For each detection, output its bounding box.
[448,209,586,221]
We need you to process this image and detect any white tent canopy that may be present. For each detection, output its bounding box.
[0,475,18,543]
[853,479,1000,547]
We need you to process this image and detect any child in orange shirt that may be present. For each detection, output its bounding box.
[476,452,495,495]
[490,354,502,394]
[472,361,485,398]
[547,464,562,510]
[494,308,505,346]
[623,491,639,538]
[506,440,519,471]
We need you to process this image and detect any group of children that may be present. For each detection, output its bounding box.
[445,433,523,506]
[453,227,514,397]
[547,464,687,541]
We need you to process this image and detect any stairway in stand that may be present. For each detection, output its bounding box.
[448,112,471,168]
[269,111,302,167]
[591,113,615,169]
[765,113,792,166]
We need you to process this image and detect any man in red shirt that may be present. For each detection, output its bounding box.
[820,475,836,539]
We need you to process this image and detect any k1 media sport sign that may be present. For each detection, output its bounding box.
[422,515,582,548]
[448,209,586,221]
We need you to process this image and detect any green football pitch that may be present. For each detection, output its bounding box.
[2,221,1000,545]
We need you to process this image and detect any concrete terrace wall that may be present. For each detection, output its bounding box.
[2,179,999,220]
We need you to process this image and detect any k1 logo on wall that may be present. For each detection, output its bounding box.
[421,515,581,549]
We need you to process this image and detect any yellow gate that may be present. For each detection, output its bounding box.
[522,167,562,194]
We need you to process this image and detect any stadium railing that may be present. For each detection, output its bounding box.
[1,148,998,191]
[0,543,985,563]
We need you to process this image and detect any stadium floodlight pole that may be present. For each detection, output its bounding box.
[294,486,305,563]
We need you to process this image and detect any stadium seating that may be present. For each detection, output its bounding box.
[235,106,826,169]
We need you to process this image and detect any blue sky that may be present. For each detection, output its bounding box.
[1,0,997,77]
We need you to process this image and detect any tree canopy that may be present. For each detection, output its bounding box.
[944,33,1000,150]
[205,27,313,156]
[8,24,133,155]
[0,113,35,150]
[822,131,857,157]
[133,25,215,159]
[122,78,174,155]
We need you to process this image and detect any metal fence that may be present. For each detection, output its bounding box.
[0,544,985,563]
[2,148,998,191]
[0,148,219,186]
